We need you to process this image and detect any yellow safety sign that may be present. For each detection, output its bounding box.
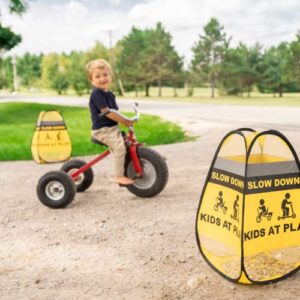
[31,110,72,164]
[196,128,300,284]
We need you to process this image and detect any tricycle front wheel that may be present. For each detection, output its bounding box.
[125,147,168,197]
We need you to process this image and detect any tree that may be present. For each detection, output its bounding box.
[0,1,28,91]
[51,72,69,95]
[84,42,109,63]
[167,56,185,97]
[41,53,69,94]
[0,24,21,52]
[290,33,300,88]
[17,52,43,88]
[0,56,13,90]
[116,27,148,96]
[218,47,244,95]
[67,51,89,96]
[219,43,262,97]
[258,43,293,97]
[144,23,184,97]
[239,43,262,97]
[116,23,184,97]
[0,0,27,53]
[191,17,230,98]
[7,0,27,14]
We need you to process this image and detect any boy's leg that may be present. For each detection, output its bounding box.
[93,126,133,184]
[107,126,126,177]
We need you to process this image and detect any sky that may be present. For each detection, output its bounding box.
[1,0,300,64]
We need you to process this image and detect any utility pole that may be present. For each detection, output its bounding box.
[108,30,113,50]
[107,29,118,66]
[106,29,124,96]
[12,55,19,92]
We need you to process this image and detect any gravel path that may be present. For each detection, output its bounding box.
[1,103,300,298]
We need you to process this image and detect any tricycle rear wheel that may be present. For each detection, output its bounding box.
[61,159,94,192]
[37,171,76,208]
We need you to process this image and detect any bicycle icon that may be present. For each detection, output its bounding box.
[214,191,228,214]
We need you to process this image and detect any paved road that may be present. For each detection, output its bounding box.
[1,94,300,131]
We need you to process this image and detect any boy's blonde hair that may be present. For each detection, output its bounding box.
[86,59,112,81]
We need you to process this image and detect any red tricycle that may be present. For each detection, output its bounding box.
[36,103,169,208]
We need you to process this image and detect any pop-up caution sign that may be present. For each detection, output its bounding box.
[31,110,72,164]
[196,128,300,284]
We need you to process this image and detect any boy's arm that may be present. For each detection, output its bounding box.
[101,107,133,127]
[92,90,133,127]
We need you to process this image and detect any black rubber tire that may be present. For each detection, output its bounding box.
[125,147,169,197]
[61,159,94,192]
[37,170,76,208]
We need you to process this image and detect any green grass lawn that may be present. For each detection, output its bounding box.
[0,102,189,161]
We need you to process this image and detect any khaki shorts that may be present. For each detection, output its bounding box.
[92,125,126,177]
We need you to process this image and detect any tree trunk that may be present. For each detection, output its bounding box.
[118,79,125,97]
[135,84,138,97]
[279,85,283,97]
[211,81,215,98]
[174,87,178,97]
[247,85,251,98]
[145,84,150,97]
[187,82,193,97]
[158,79,162,97]
[210,73,215,98]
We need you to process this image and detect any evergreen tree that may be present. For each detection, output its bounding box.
[116,27,148,96]
[258,43,293,97]
[290,33,300,89]
[218,47,244,95]
[220,43,262,96]
[116,23,183,97]
[144,23,184,96]
[191,17,230,98]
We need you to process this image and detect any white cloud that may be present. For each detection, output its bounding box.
[2,0,129,55]
[1,0,300,65]
[110,0,122,5]
[129,0,203,27]
[126,0,300,63]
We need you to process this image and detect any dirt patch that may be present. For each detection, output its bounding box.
[1,125,300,299]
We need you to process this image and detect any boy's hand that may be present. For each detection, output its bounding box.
[104,109,134,127]
[124,120,134,127]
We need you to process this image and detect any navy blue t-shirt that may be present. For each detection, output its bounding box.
[89,87,119,130]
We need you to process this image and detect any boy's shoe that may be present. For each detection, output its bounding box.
[116,176,134,186]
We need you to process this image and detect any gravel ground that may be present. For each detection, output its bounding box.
[1,119,300,299]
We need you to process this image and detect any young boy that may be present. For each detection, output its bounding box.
[86,59,134,186]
